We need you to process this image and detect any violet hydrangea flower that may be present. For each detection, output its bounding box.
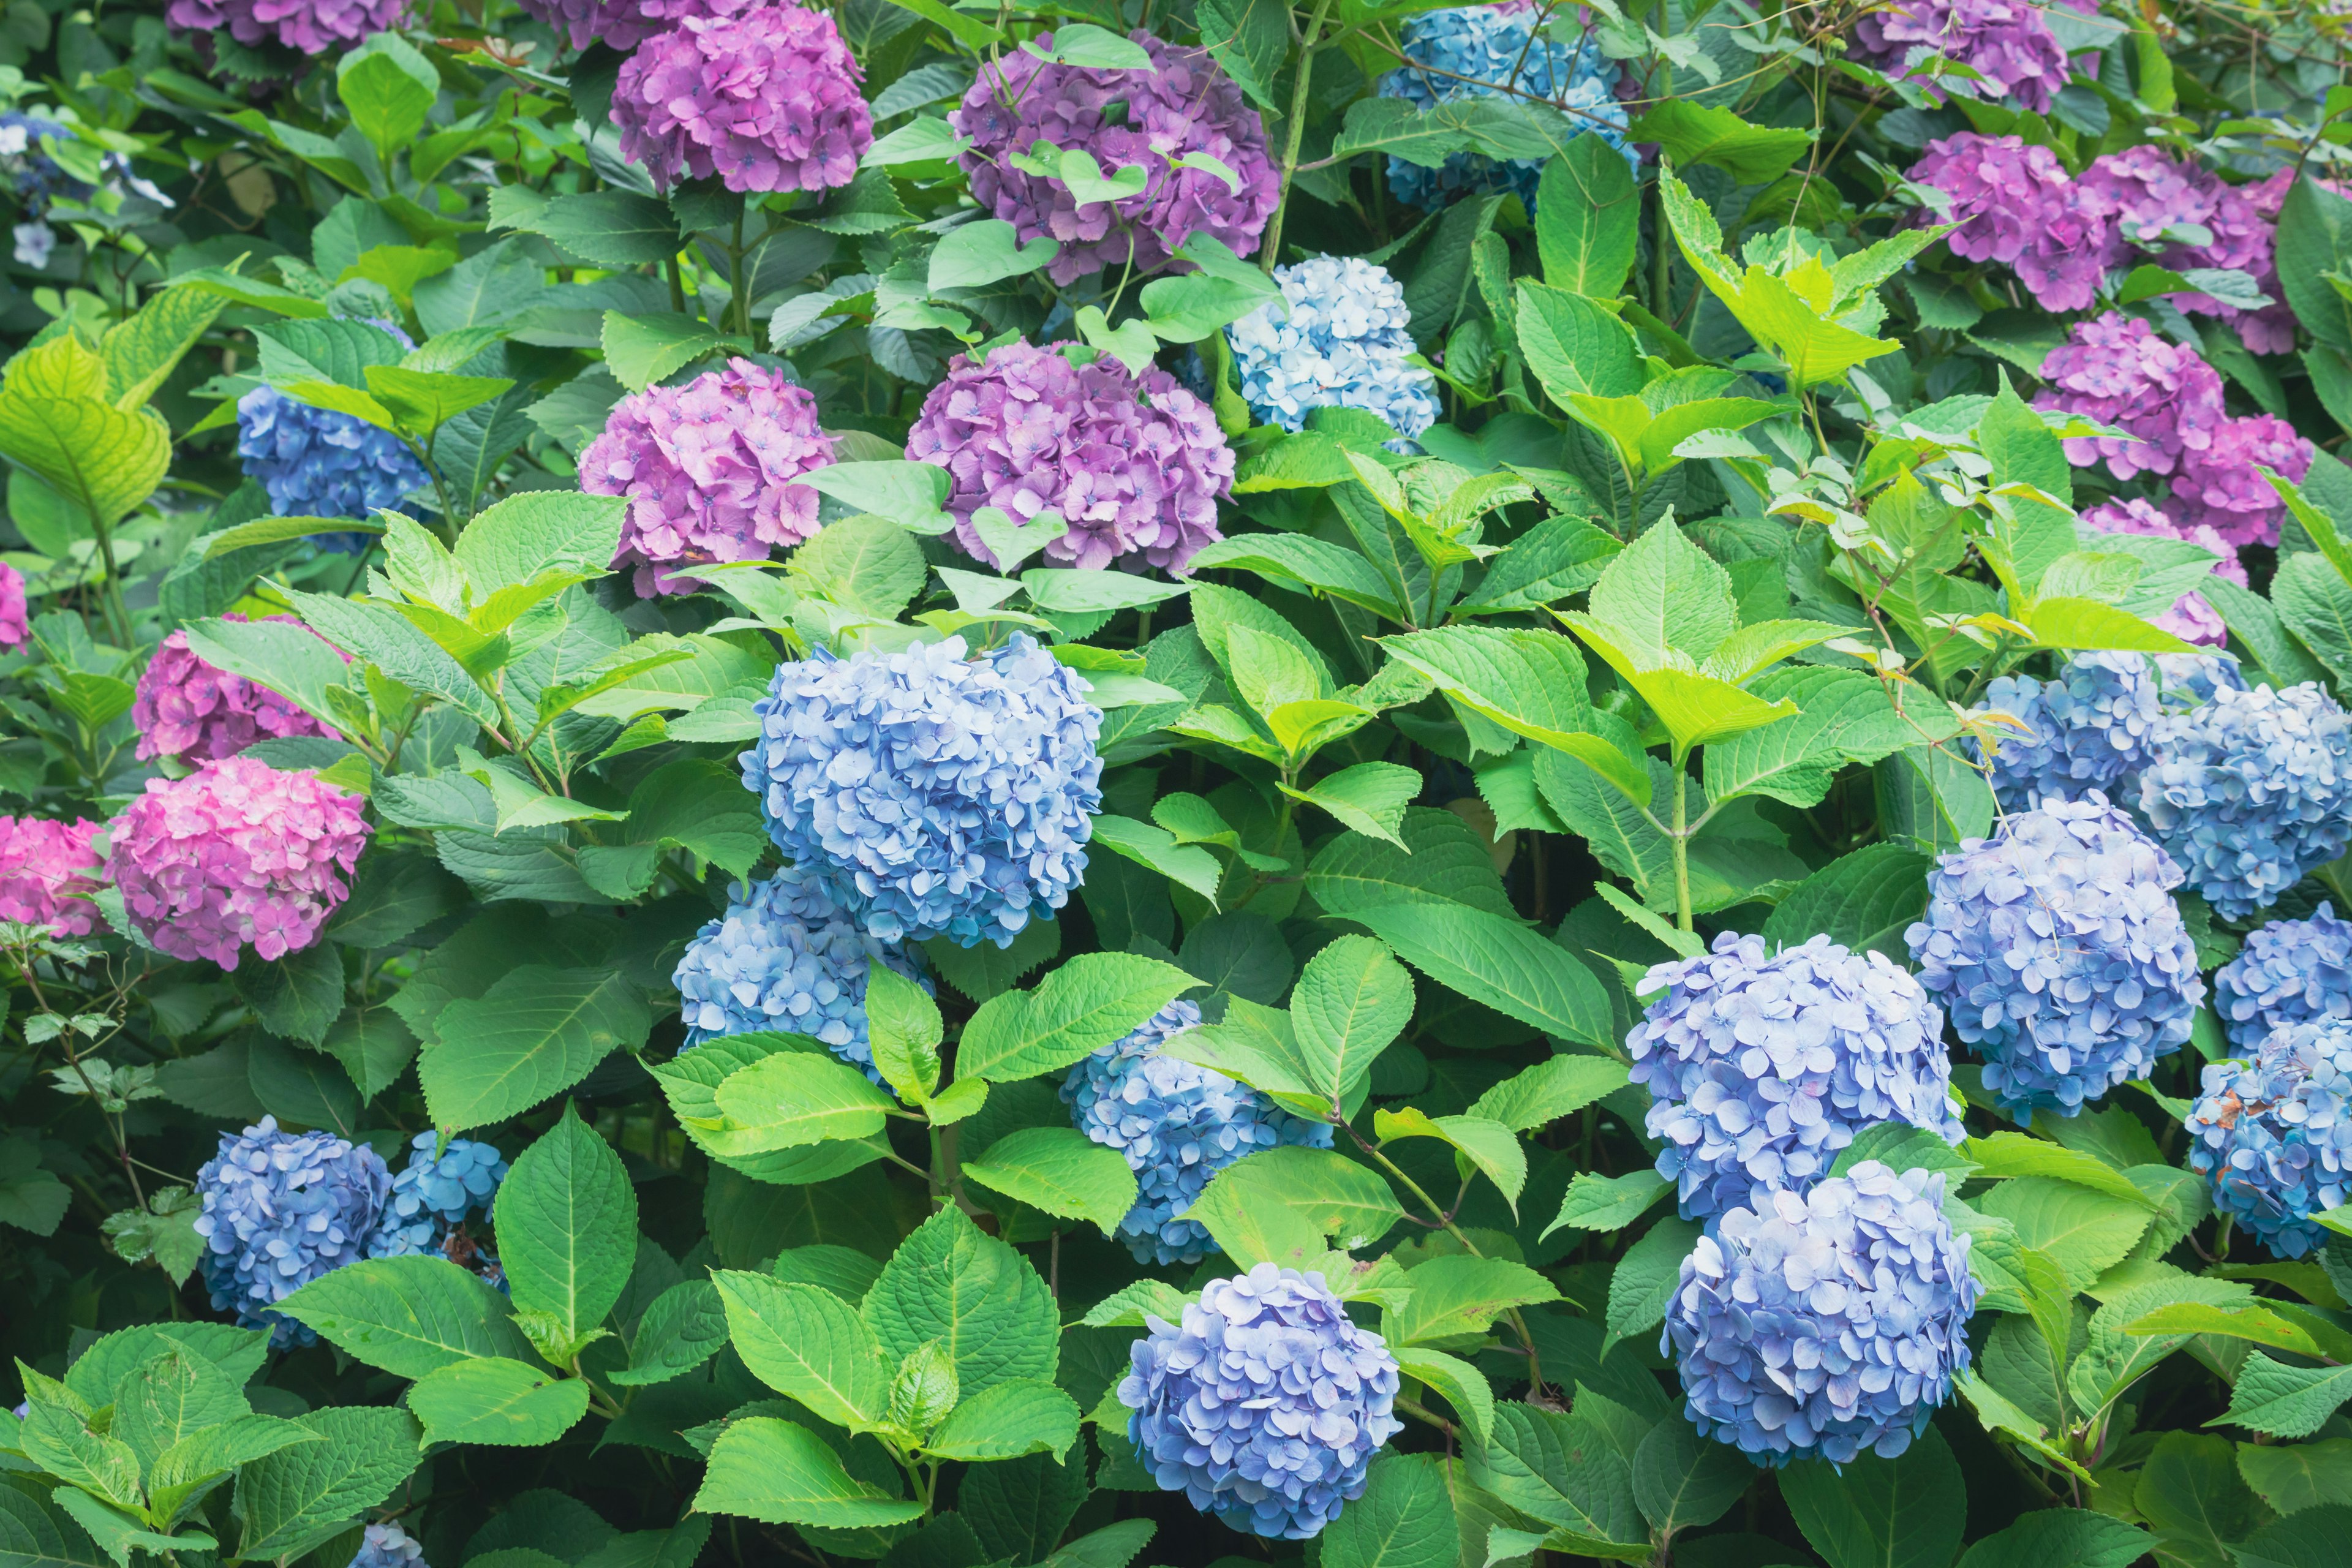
[1907,794,2205,1117]
[906,339,1232,574]
[366,1132,507,1261]
[1907,134,2114,312]
[2081,149,2297,353]
[2173,413,2313,549]
[515,0,754,51]
[0,561,26,649]
[2212,904,2352,1052]
[578,358,836,597]
[0,816,103,938]
[349,1523,427,1568]
[1063,1000,1336,1264]
[952,31,1279,286]
[1626,932,1962,1222]
[2139,681,2352,919]
[194,1117,390,1347]
[739,635,1102,949]
[1226,255,1440,446]
[1120,1264,1403,1539]
[1663,1163,1978,1467]
[111,755,371,971]
[134,614,343,764]
[1850,0,2073,112]
[164,0,409,56]
[2034,314,2228,482]
[614,4,871,195]
[2187,1019,2352,1259]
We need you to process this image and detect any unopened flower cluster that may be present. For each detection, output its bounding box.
[367,1132,508,1261]
[1907,794,2204,1117]
[614,4,870,194]
[1627,933,1963,1221]
[2138,682,2352,919]
[2187,1019,2352,1257]
[1663,1164,1978,1466]
[2081,499,2247,647]
[907,339,1232,574]
[581,358,837,596]
[1064,1001,1335,1264]
[1851,0,2073,111]
[0,815,103,938]
[1227,256,1440,447]
[1121,1264,1403,1539]
[2214,905,2352,1052]
[953,31,1278,285]
[134,614,342,764]
[164,0,408,56]
[194,1117,390,1346]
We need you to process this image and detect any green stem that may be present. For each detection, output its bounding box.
[1357,1137,1547,1397]
[1649,172,1670,320]
[1259,0,1336,274]
[86,510,130,647]
[731,209,752,340]
[1672,758,1694,933]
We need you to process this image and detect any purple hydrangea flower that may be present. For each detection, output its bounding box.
[514,0,754,51]
[367,1133,507,1260]
[739,635,1102,948]
[1063,1001,1336,1264]
[906,339,1232,574]
[2139,682,2352,920]
[2214,904,2352,1053]
[671,865,931,1080]
[2079,151,2298,352]
[2081,498,2247,649]
[2034,313,2228,482]
[1907,794,2205,1117]
[1227,255,1439,446]
[1626,932,1962,1222]
[614,4,871,195]
[135,614,344,764]
[165,0,409,56]
[1851,0,2074,111]
[1120,1265,1404,1539]
[2188,1020,2352,1258]
[238,383,428,546]
[349,1523,426,1568]
[111,755,371,971]
[0,816,104,938]
[0,562,24,650]
[195,1117,390,1347]
[1907,134,2114,312]
[952,31,1279,285]
[1664,1163,1978,1467]
[2173,413,2313,549]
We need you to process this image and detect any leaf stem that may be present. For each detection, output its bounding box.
[1671,759,1694,932]
[1260,0,1337,274]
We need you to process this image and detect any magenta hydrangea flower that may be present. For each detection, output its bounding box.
[111,756,370,971]
[2034,314,2227,481]
[952,31,1280,286]
[515,0,755,52]
[134,614,343,764]
[164,0,408,55]
[0,816,103,938]
[906,340,1232,573]
[2081,497,2245,648]
[579,358,837,597]
[2080,150,2297,352]
[1908,134,2114,312]
[0,562,24,649]
[2173,414,2314,549]
[1851,0,2073,111]
[614,5,870,195]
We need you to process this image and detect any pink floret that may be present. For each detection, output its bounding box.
[2034,313,2227,481]
[0,816,104,938]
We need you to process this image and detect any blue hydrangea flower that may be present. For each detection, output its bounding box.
[1120,1264,1403,1539]
[671,865,932,1080]
[1063,1000,1336,1264]
[1626,932,1964,1221]
[194,1117,390,1347]
[739,634,1102,948]
[2158,652,2249,707]
[2139,681,2352,921]
[2187,1019,2352,1259]
[1664,1162,1978,1468]
[367,1133,507,1260]
[1907,794,2204,1118]
[1226,256,1439,448]
[349,1523,426,1568]
[1378,7,1630,212]
[2213,904,2352,1054]
[237,320,426,552]
[1974,652,2248,813]
[0,112,86,216]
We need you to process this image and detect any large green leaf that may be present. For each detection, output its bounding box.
[707,1051,900,1150]
[693,1419,924,1529]
[232,1408,421,1561]
[960,1126,1138,1238]
[409,1358,591,1447]
[712,1272,889,1429]
[0,393,170,529]
[1183,1146,1404,1266]
[956,954,1197,1082]
[1535,140,1639,300]
[500,1104,638,1347]
[861,1206,1059,1398]
[1780,1424,1966,1568]
[1321,1453,1457,1568]
[1349,903,1613,1049]
[1513,280,1643,405]
[1291,935,1415,1101]
[2217,1354,2352,1439]
[1760,843,1932,961]
[2278,177,2352,352]
[420,968,652,1129]
[276,1256,535,1379]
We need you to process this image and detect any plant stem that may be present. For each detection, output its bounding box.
[86,510,130,647]
[1260,0,1336,274]
[1649,173,1671,321]
[1672,758,1694,932]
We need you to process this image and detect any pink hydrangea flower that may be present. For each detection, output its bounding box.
[614,5,870,195]
[134,614,344,764]
[2081,496,2245,647]
[907,340,1232,574]
[164,0,409,56]
[0,816,103,938]
[2173,414,2314,548]
[2081,149,2297,354]
[0,563,24,649]
[579,359,836,597]
[953,31,1280,287]
[515,0,755,52]
[112,756,370,971]
[2034,314,2228,481]
[1851,0,2074,112]
[1908,134,2114,312]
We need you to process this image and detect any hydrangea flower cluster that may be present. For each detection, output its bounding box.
[1907,134,2113,312]
[164,0,410,56]
[1377,6,1630,211]
[740,635,1102,948]
[2138,682,2352,919]
[1850,0,2073,112]
[613,5,870,194]
[194,1117,390,1347]
[1226,256,1440,447]
[516,0,752,51]
[0,561,24,649]
[905,340,1232,574]
[1907,795,2204,1117]
[111,756,371,971]
[2171,412,2312,548]
[2213,905,2352,1052]
[2187,1020,2352,1258]
[2034,314,2226,482]
[2081,498,2247,648]
[1973,652,2177,813]
[1121,1265,1403,1539]
[349,1524,427,1568]
[0,112,84,218]
[1625,933,1963,1222]
[238,322,427,544]
[0,816,103,938]
[952,31,1278,285]
[671,866,931,1079]
[579,358,836,597]
[2079,149,2296,353]
[134,614,341,764]
[366,1133,508,1261]
[1063,1001,1336,1264]
[1662,1163,1978,1466]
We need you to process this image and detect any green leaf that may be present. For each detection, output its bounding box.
[1632,1417,1751,1532]
[2138,1431,2267,1566]
[409,1358,590,1448]
[363,365,514,435]
[500,1104,638,1347]
[1467,1400,1646,1556]
[1385,1254,1558,1346]
[1321,1453,1457,1568]
[1308,807,1517,919]
[1780,1423,1966,1568]
[276,1256,535,1379]
[1137,232,1286,342]
[600,311,734,394]
[1536,138,1639,299]
[488,186,682,268]
[1281,761,1421,846]
[1513,281,1643,404]
[1761,842,1933,960]
[927,218,1058,292]
[922,1380,1080,1462]
[712,1272,889,1428]
[2278,178,2352,353]
[962,1126,1138,1238]
[232,1407,421,1562]
[709,1051,900,1150]
[419,968,652,1130]
[1951,1509,2151,1568]
[1182,1145,1404,1267]
[1471,1055,1630,1130]
[0,391,170,530]
[2214,1353,2352,1439]
[693,1418,924,1529]
[1291,935,1415,1101]
[1584,515,1738,663]
[1371,1107,1526,1213]
[1976,1177,2153,1290]
[1544,1169,1671,1238]
[1379,627,1597,753]
[1196,0,1288,108]
[609,1280,727,1387]
[2236,1438,2352,1515]
[1349,903,1613,1050]
[1634,105,1815,184]
[1706,668,1946,809]
[2236,1506,2352,1568]
[956,954,1198,1082]
[1604,1216,1703,1356]
[452,490,628,592]
[100,284,227,410]
[863,1206,1060,1398]
[2024,595,2193,654]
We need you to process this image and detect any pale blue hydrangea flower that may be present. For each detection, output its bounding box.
[236,320,426,554]
[739,634,1102,948]
[2187,1019,2352,1259]
[1664,1162,1978,1468]
[2139,681,2352,921]
[1120,1264,1403,1539]
[349,1523,426,1568]
[1973,652,2244,813]
[1378,6,1630,212]
[1063,1000,1336,1264]
[2158,652,2249,706]
[194,1117,389,1347]
[2212,904,2352,1054]
[1907,794,2204,1118]
[1627,932,1964,1221]
[366,1133,507,1260]
[671,865,932,1080]
[1226,255,1439,448]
